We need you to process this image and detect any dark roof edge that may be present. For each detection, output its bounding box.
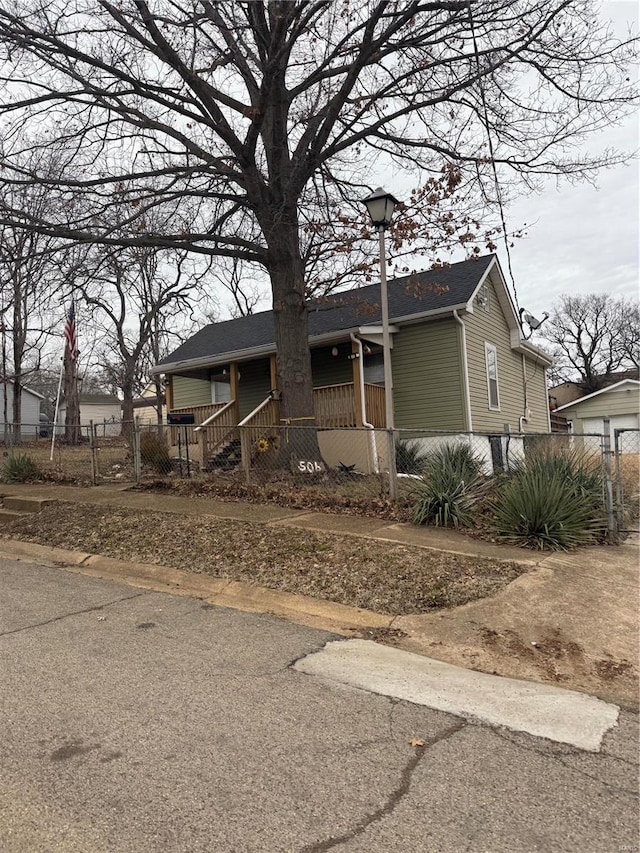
[150,303,468,375]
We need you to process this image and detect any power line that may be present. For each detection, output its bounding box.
[468,3,520,312]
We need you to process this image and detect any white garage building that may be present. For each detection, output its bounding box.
[555,379,640,451]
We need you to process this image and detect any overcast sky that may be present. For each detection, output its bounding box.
[494,1,638,320]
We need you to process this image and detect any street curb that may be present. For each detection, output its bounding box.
[0,539,392,636]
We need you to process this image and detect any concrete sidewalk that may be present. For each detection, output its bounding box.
[0,482,637,706]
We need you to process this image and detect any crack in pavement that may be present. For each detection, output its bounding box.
[0,591,147,638]
[488,727,639,799]
[298,719,467,852]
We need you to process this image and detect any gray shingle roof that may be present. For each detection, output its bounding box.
[158,254,495,369]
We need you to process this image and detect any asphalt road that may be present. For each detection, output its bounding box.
[0,556,637,853]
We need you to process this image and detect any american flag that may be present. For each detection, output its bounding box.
[64,300,78,362]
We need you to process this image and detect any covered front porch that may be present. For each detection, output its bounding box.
[163,336,391,474]
[168,380,385,469]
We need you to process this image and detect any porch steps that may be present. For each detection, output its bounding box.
[204,438,242,472]
[0,496,54,526]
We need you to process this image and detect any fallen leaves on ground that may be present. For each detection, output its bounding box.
[2,502,527,616]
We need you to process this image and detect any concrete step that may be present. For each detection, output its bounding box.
[0,508,27,524]
[2,496,54,514]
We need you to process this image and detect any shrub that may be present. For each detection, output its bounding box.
[140,432,172,475]
[1,453,40,483]
[492,446,606,550]
[395,440,427,475]
[411,443,485,528]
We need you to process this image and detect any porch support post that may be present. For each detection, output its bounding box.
[351,339,364,427]
[230,362,240,402]
[269,353,281,426]
[165,376,173,412]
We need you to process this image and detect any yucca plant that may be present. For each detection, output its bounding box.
[1,453,40,483]
[492,446,606,549]
[411,443,485,528]
[395,440,427,475]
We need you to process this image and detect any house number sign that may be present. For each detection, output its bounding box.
[295,459,325,474]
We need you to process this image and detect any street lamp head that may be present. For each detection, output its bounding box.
[362,187,399,229]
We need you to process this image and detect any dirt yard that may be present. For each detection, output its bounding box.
[1,501,525,616]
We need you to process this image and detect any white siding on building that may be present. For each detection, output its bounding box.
[0,383,42,436]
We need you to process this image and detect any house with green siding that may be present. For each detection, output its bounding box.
[151,255,552,472]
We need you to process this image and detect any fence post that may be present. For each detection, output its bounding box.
[613,429,624,533]
[240,426,251,485]
[89,419,98,486]
[133,417,141,484]
[602,418,617,543]
[386,428,398,500]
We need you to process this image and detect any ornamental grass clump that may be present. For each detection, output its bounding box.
[1,453,40,483]
[395,439,427,475]
[411,443,485,529]
[492,446,606,550]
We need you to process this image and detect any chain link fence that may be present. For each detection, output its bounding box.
[0,421,135,484]
[2,418,637,540]
[613,428,640,533]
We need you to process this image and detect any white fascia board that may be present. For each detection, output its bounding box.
[509,331,554,367]
[386,303,469,327]
[357,325,399,348]
[463,256,498,316]
[466,257,521,334]
[555,379,640,412]
[21,384,46,400]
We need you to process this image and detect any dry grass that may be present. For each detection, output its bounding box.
[616,452,640,522]
[0,441,133,483]
[1,501,526,616]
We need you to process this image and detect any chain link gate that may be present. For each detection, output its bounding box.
[613,428,640,534]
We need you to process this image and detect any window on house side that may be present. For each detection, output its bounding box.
[485,343,500,410]
[211,380,231,404]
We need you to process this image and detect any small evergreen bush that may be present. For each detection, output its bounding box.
[395,440,427,475]
[492,446,606,549]
[140,432,172,475]
[1,453,40,483]
[411,443,485,528]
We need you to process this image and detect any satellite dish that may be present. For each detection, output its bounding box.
[519,308,549,330]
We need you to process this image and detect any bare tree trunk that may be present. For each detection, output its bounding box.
[63,351,80,443]
[154,376,163,437]
[11,368,22,445]
[121,369,135,441]
[265,216,321,467]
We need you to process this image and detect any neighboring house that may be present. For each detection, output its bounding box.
[58,393,122,437]
[132,382,165,427]
[151,254,553,472]
[549,370,640,410]
[554,380,640,451]
[0,382,44,437]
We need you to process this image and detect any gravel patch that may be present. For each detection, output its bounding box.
[2,502,527,616]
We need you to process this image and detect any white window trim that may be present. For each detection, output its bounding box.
[485,342,501,411]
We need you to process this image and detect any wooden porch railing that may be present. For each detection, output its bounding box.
[363,383,386,428]
[313,382,386,428]
[169,402,228,445]
[313,383,357,428]
[238,397,280,479]
[195,400,240,460]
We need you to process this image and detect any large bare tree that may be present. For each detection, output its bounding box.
[0,1,636,430]
[540,294,639,393]
[78,241,207,434]
[0,151,80,441]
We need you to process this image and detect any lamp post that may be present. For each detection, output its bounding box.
[362,187,399,498]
